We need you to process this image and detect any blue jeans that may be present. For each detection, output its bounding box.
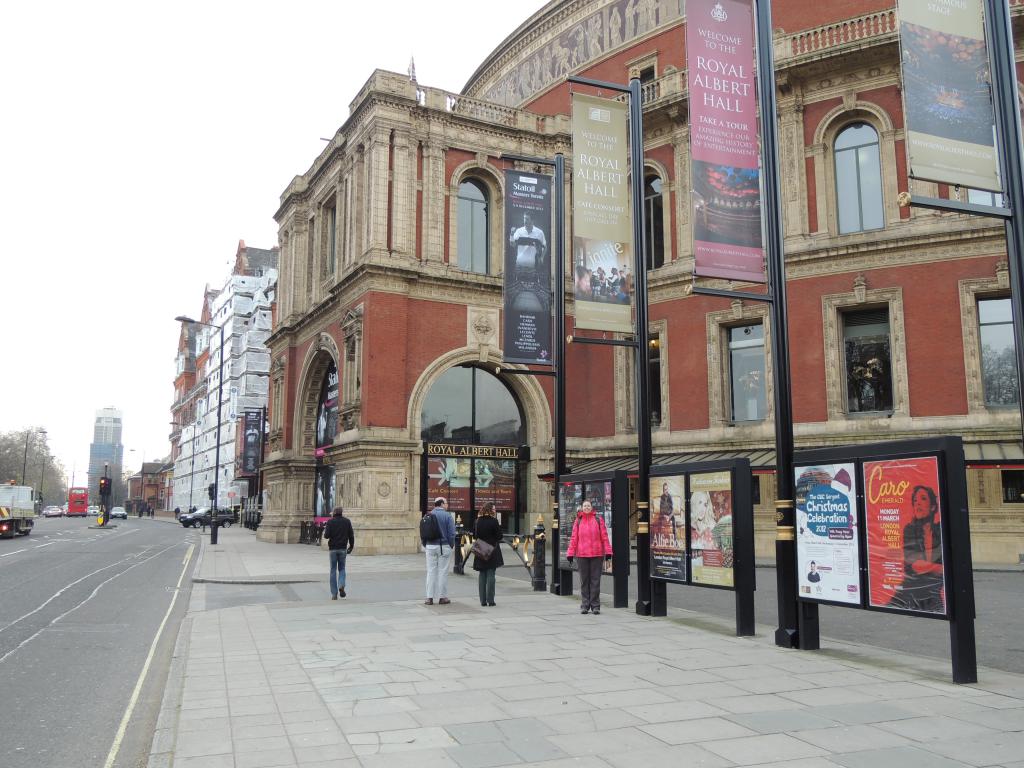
[329,549,348,595]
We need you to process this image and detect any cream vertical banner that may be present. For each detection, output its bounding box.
[571,93,635,333]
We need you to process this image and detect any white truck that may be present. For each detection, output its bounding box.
[0,484,35,538]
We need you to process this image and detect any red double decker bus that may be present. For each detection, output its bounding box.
[67,487,89,517]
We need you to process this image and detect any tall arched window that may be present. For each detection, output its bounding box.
[644,175,665,269]
[834,123,884,234]
[457,179,489,273]
[420,366,524,445]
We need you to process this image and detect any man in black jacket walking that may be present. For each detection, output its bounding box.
[324,506,355,599]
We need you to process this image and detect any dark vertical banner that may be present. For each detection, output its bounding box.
[687,0,765,282]
[898,0,1000,191]
[315,362,339,458]
[242,411,262,475]
[314,465,335,521]
[864,456,947,615]
[571,93,635,333]
[503,170,553,364]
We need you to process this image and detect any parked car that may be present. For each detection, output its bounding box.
[42,505,63,517]
[87,506,100,516]
[109,506,127,520]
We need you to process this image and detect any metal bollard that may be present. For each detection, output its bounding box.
[532,516,547,592]
[453,514,465,575]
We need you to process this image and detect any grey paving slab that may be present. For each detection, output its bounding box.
[829,745,971,768]
[154,540,1024,768]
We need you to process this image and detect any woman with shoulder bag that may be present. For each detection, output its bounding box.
[472,502,504,606]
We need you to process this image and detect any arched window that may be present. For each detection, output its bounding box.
[457,179,489,273]
[420,366,524,445]
[644,175,665,270]
[834,123,884,234]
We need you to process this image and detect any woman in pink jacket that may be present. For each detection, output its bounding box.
[566,500,613,614]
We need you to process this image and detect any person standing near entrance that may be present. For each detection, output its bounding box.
[566,500,613,614]
[422,497,456,605]
[472,501,504,606]
[324,506,354,599]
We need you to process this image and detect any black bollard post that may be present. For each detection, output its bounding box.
[453,514,466,575]
[532,516,547,591]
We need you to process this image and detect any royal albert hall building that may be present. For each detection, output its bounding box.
[260,0,1024,563]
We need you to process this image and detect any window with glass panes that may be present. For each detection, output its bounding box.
[457,180,488,273]
[644,175,664,270]
[979,297,1019,406]
[728,324,766,421]
[835,123,884,234]
[649,334,662,427]
[843,309,892,413]
[1001,470,1024,504]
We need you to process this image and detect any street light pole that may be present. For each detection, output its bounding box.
[175,314,226,545]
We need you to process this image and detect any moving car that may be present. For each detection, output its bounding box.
[179,507,236,528]
[87,506,100,516]
[109,506,127,520]
[42,505,63,517]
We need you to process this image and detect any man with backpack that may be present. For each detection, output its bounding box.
[421,497,456,605]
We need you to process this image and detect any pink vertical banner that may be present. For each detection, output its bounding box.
[687,0,766,283]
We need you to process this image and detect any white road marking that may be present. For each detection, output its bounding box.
[0,549,28,558]
[0,541,184,664]
[103,543,194,768]
[33,542,54,549]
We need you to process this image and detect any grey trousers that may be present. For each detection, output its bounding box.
[578,557,604,610]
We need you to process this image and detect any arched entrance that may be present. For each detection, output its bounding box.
[420,365,527,533]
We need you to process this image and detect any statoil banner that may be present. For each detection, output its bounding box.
[686,0,765,282]
[898,0,1000,191]
[864,456,947,616]
[503,169,553,365]
[571,93,634,333]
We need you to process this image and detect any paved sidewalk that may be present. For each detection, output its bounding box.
[150,527,1024,768]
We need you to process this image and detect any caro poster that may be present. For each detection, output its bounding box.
[649,475,686,582]
[864,456,947,615]
[689,471,734,587]
[686,0,765,282]
[571,93,634,333]
[794,463,861,605]
[503,170,553,364]
[898,0,1000,191]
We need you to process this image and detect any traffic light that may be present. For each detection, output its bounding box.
[99,477,111,497]
[208,483,216,501]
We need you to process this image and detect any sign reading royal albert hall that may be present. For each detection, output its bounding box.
[571,93,635,334]
[686,0,766,283]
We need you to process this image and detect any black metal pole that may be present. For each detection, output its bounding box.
[552,152,572,596]
[985,0,1024,447]
[211,321,224,545]
[755,0,818,650]
[628,77,658,617]
[21,429,31,486]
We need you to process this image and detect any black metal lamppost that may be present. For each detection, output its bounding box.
[175,314,226,545]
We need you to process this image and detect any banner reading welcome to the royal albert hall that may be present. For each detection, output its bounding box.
[571,93,634,333]
[898,0,1000,192]
[503,170,553,364]
[864,456,947,616]
[687,0,765,282]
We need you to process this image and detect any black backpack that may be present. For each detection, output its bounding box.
[419,511,441,541]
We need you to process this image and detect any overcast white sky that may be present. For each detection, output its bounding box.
[1,0,545,486]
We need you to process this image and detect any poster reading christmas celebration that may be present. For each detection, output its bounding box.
[864,456,947,615]
[686,0,766,282]
[898,0,1000,191]
[571,93,635,333]
[689,471,734,587]
[649,475,686,582]
[794,463,861,605]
